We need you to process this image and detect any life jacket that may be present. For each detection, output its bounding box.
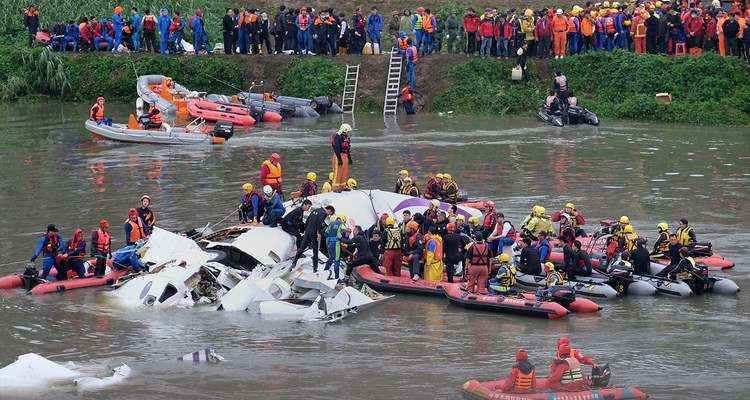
[469,242,490,265]
[139,207,155,229]
[397,37,408,50]
[262,160,282,184]
[143,15,156,32]
[325,219,344,240]
[408,232,421,249]
[546,270,564,287]
[558,212,577,234]
[495,263,517,290]
[483,213,497,230]
[443,181,459,203]
[44,234,60,254]
[536,217,553,236]
[407,45,419,62]
[567,17,578,33]
[414,14,423,30]
[66,238,85,260]
[657,232,670,253]
[561,357,584,385]
[676,226,695,247]
[423,14,435,33]
[677,257,696,280]
[605,17,616,34]
[553,15,568,33]
[245,13,259,25]
[623,232,638,252]
[514,366,535,392]
[536,240,551,262]
[298,14,310,30]
[90,103,105,121]
[635,18,647,37]
[581,17,594,36]
[94,229,110,254]
[401,87,413,101]
[384,227,402,250]
[127,220,144,243]
[425,235,443,264]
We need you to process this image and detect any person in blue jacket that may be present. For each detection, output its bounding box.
[614,6,626,49]
[130,7,142,51]
[58,229,86,280]
[191,8,208,54]
[158,8,171,53]
[262,185,285,227]
[63,20,79,52]
[30,224,61,281]
[239,183,265,224]
[112,6,124,51]
[366,6,383,53]
[536,231,552,263]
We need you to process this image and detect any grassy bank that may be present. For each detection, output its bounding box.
[2,44,749,125]
[430,51,750,125]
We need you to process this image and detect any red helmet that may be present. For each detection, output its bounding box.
[516,348,528,361]
[557,337,570,347]
[270,153,281,162]
[128,208,138,217]
[557,343,571,357]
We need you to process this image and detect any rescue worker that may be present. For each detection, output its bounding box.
[191,8,208,54]
[137,195,155,237]
[295,172,317,198]
[112,6,124,51]
[481,202,497,236]
[381,217,403,276]
[239,183,264,224]
[563,239,592,277]
[423,226,444,282]
[344,178,358,191]
[291,205,332,272]
[331,124,353,191]
[400,177,420,197]
[280,199,309,251]
[324,215,347,280]
[551,202,586,241]
[521,206,554,240]
[91,219,112,278]
[545,91,562,114]
[631,238,651,276]
[546,343,589,391]
[89,96,110,125]
[441,174,460,204]
[321,172,334,193]
[468,216,482,238]
[488,253,518,295]
[30,224,61,281]
[518,237,542,275]
[403,220,424,280]
[536,231,552,263]
[423,173,443,199]
[465,232,490,293]
[553,70,570,104]
[124,208,144,246]
[58,229,86,280]
[619,224,638,252]
[658,247,706,288]
[554,337,596,366]
[405,37,418,89]
[158,8,171,54]
[394,169,409,193]
[676,218,696,247]
[260,153,283,195]
[400,86,415,115]
[651,222,670,257]
[499,349,537,393]
[261,185,285,228]
[552,9,568,58]
[544,261,565,287]
[443,222,469,283]
[342,225,381,279]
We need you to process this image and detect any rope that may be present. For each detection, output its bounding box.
[188,208,240,239]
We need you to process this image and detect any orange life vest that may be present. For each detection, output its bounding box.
[553,16,568,33]
[634,17,646,37]
[514,368,535,392]
[262,160,282,184]
[425,234,443,262]
[127,220,144,243]
[90,104,105,121]
[423,14,435,33]
[245,13,258,24]
[581,17,594,36]
[567,18,577,33]
[397,37,408,50]
[604,18,615,34]
[94,229,111,254]
[407,45,419,62]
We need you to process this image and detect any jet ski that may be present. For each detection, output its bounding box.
[537,104,599,127]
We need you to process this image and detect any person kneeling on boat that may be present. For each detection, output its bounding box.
[488,253,518,295]
[650,222,670,258]
[239,183,264,224]
[500,349,537,393]
[554,337,596,367]
[139,105,163,129]
[91,219,112,278]
[465,232,490,293]
[89,96,111,126]
[630,238,651,276]
[342,225,381,280]
[261,185,285,228]
[30,224,62,281]
[658,247,708,293]
[57,229,86,280]
[294,172,318,198]
[562,240,592,278]
[546,343,589,391]
[403,220,424,281]
[518,237,542,275]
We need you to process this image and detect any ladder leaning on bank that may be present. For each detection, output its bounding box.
[382,47,403,116]
[341,64,360,114]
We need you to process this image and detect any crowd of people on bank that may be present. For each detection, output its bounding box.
[22,0,750,58]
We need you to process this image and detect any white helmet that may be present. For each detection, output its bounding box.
[338,123,352,134]
[431,199,440,208]
[262,185,274,196]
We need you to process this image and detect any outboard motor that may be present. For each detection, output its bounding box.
[690,242,713,257]
[211,121,234,140]
[21,263,41,291]
[590,363,611,388]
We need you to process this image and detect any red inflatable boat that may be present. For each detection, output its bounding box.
[352,265,449,296]
[461,379,647,400]
[459,200,494,212]
[28,269,129,295]
[187,99,256,126]
[443,284,570,319]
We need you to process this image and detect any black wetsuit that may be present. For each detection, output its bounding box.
[519,246,542,275]
[342,232,379,276]
[291,208,327,271]
[630,246,651,276]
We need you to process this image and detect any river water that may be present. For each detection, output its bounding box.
[0,102,747,399]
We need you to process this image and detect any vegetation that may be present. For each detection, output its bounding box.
[277,58,345,100]
[431,51,750,125]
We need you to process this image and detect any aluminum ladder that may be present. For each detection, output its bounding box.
[341,64,360,114]
[382,47,403,116]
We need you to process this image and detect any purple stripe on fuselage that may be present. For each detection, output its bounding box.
[392,198,473,218]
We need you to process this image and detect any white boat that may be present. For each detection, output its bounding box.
[85,119,228,145]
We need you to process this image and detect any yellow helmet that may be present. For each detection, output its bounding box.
[623,225,635,234]
[328,172,334,181]
[403,176,412,184]
[306,172,317,181]
[544,262,555,272]
[590,10,598,16]
[469,216,480,225]
[603,1,610,7]
[531,205,542,216]
[657,222,669,232]
[435,173,444,179]
[524,8,533,16]
[456,215,465,222]
[337,214,348,222]
[538,207,547,216]
[619,216,630,224]
[242,183,254,192]
[385,217,396,226]
[655,1,662,7]
[564,202,575,210]
[399,169,409,176]
[347,178,358,188]
[443,173,453,181]
[498,253,511,263]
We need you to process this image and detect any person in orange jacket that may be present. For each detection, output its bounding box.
[500,349,537,393]
[553,337,596,366]
[552,9,568,58]
[546,342,589,391]
[260,153,283,195]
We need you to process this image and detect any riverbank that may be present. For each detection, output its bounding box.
[2,45,749,125]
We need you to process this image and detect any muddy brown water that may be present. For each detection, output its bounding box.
[0,102,747,399]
